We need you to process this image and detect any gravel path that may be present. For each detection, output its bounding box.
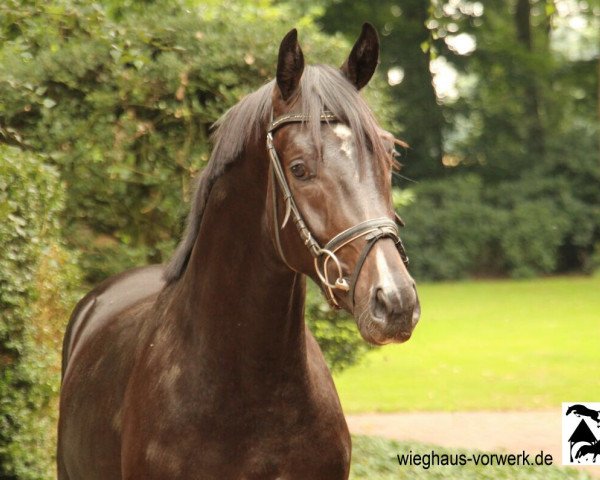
[346,411,599,477]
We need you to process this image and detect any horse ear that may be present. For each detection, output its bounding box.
[341,22,379,90]
[276,28,304,102]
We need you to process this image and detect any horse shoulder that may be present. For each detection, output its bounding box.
[62,264,166,372]
[58,265,166,479]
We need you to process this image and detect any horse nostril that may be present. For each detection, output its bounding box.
[372,287,387,319]
[372,287,403,319]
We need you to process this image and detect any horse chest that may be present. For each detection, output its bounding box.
[131,427,350,480]
[239,414,350,479]
[122,382,350,479]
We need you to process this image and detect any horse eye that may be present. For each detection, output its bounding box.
[290,161,307,179]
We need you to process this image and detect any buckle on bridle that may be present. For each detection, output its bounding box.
[395,238,410,266]
[314,248,349,292]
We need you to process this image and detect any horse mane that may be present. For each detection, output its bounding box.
[164,64,389,283]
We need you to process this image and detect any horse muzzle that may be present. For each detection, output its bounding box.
[352,242,420,345]
[363,284,420,344]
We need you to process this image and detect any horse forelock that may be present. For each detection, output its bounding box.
[164,64,388,283]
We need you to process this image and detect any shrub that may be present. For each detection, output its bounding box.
[488,177,576,278]
[399,175,495,280]
[497,199,571,278]
[397,171,594,280]
[591,243,600,276]
[305,281,371,373]
[0,145,81,480]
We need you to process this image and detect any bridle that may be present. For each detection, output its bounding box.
[266,110,409,309]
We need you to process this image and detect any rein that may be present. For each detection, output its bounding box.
[266,111,409,308]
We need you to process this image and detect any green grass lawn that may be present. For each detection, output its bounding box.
[334,276,600,413]
[351,435,593,479]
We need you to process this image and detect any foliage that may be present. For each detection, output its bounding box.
[334,276,600,413]
[434,0,599,277]
[398,175,495,280]
[399,172,590,280]
[320,0,600,281]
[305,281,370,373]
[0,0,394,283]
[350,435,593,479]
[0,145,81,480]
[487,177,573,278]
[592,243,600,276]
[319,1,445,179]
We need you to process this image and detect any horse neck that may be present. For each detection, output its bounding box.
[169,141,308,376]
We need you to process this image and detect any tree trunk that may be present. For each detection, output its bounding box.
[514,0,545,160]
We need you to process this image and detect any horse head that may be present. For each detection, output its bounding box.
[266,24,420,345]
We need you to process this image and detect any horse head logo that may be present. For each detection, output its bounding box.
[575,440,600,463]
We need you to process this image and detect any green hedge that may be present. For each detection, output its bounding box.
[399,172,598,281]
[0,145,81,480]
[398,175,495,280]
[305,281,371,373]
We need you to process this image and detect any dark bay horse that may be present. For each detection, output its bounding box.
[58,23,420,480]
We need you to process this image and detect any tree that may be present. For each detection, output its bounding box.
[319,1,599,279]
[514,0,546,160]
[319,0,445,180]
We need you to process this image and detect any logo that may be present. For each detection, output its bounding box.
[562,402,600,465]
